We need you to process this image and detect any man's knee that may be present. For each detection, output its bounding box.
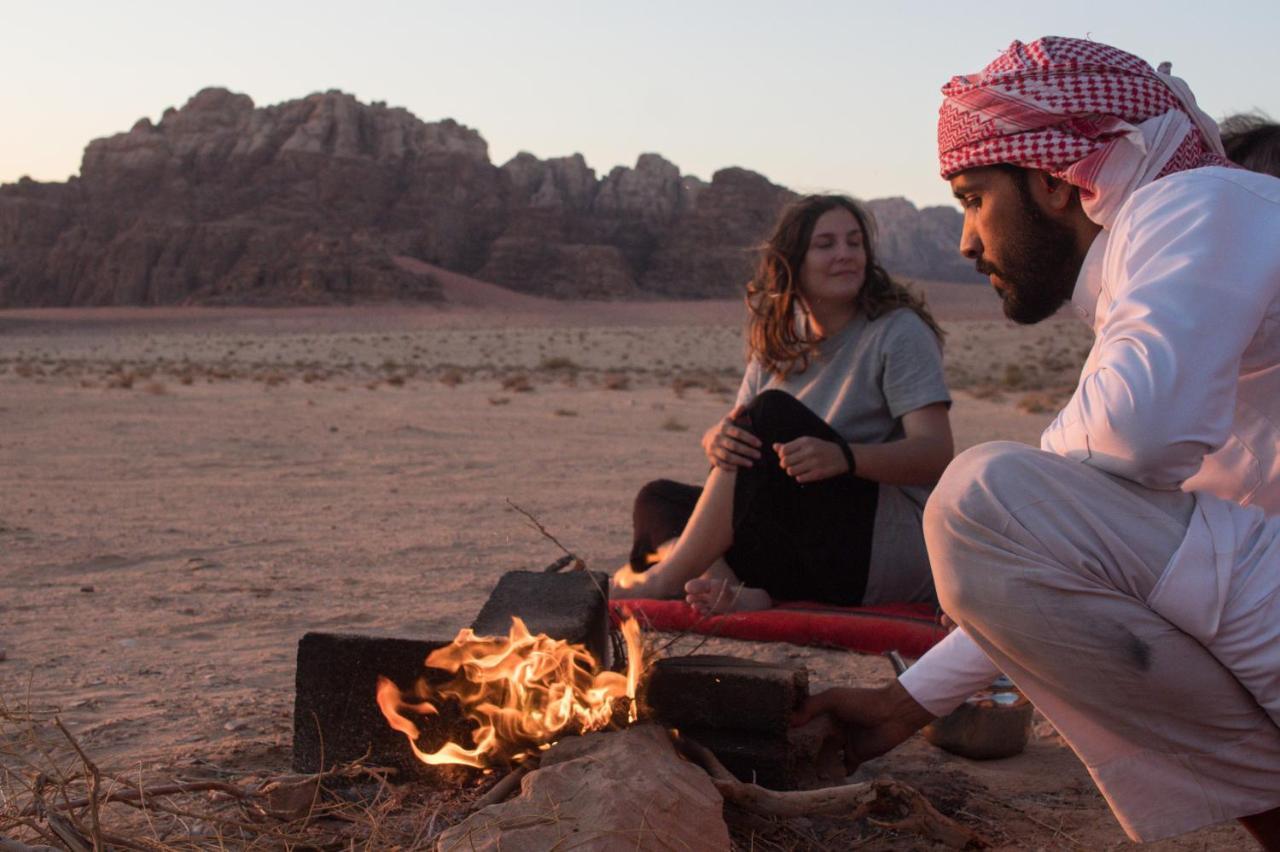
[925,441,1050,617]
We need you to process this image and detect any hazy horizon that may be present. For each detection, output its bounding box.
[4,0,1277,209]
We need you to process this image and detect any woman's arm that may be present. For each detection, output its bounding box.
[849,402,953,485]
[774,402,953,485]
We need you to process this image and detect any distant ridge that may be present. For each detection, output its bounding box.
[0,88,980,307]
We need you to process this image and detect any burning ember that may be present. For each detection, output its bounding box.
[376,616,643,768]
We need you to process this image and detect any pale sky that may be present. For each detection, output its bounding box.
[2,0,1276,208]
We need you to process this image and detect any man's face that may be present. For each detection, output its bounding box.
[950,167,1083,324]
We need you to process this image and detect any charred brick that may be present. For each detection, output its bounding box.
[470,570,611,667]
[292,632,471,779]
[641,655,808,735]
[681,716,842,790]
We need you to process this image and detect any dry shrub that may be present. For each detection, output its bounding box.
[968,384,1005,402]
[106,371,135,390]
[14,362,40,379]
[439,369,465,388]
[143,382,168,396]
[488,396,511,406]
[302,370,326,384]
[538,356,578,371]
[670,376,697,398]
[602,372,630,391]
[501,373,534,393]
[1017,392,1056,414]
[385,374,406,388]
[660,417,689,432]
[554,408,578,417]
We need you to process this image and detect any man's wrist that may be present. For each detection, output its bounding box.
[879,679,937,732]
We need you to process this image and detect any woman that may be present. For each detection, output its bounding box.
[610,194,954,613]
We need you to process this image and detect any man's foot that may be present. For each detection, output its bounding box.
[684,577,773,614]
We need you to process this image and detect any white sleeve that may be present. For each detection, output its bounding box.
[897,628,999,717]
[733,360,763,410]
[1041,177,1274,490]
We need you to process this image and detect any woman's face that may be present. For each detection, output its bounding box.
[798,207,866,308]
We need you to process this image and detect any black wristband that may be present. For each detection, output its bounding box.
[839,442,856,477]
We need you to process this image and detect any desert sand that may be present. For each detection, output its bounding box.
[0,278,1250,849]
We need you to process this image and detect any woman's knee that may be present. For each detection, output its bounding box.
[740,390,823,444]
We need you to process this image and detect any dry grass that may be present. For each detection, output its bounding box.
[0,694,478,850]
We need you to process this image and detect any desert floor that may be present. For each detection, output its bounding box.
[0,277,1251,849]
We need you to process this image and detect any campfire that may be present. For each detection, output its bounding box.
[375,614,643,768]
[285,566,986,849]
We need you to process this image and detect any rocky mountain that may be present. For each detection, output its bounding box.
[0,88,979,307]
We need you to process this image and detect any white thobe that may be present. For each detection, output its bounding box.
[900,166,1280,841]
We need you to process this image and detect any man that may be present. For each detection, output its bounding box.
[796,37,1280,846]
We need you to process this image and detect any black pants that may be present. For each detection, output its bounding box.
[629,390,879,605]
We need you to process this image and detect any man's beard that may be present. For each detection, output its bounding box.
[977,187,1084,324]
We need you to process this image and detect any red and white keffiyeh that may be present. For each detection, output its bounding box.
[938,37,1230,227]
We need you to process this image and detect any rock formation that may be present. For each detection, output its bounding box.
[0,88,979,307]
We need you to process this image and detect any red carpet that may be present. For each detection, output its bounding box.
[610,599,946,657]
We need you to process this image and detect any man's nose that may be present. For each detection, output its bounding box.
[959,219,982,260]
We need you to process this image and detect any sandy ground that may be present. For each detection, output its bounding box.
[0,281,1250,849]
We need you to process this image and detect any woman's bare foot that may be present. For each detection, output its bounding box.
[684,577,773,614]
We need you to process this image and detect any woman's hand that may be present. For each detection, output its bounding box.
[701,405,763,471]
[775,436,851,483]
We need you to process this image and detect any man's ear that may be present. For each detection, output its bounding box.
[1026,169,1076,213]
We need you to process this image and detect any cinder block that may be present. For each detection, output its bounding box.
[682,716,843,791]
[470,570,612,667]
[641,655,808,735]
[292,632,469,778]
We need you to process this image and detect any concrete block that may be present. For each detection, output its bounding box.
[470,570,612,667]
[292,632,469,778]
[681,716,842,790]
[641,655,808,735]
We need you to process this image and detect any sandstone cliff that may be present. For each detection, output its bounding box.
[0,88,979,307]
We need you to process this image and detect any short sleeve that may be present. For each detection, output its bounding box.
[734,360,765,410]
[879,310,951,420]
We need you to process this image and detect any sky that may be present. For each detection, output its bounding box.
[2,0,1277,209]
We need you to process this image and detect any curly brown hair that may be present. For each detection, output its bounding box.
[745,194,943,378]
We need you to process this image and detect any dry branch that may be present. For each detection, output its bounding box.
[468,761,537,813]
[675,732,987,849]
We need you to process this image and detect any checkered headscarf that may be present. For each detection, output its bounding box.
[938,37,1229,226]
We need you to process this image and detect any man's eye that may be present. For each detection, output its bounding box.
[963,196,981,210]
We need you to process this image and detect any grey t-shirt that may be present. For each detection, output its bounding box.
[733,308,950,604]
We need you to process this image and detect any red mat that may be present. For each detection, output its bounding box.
[610,599,946,658]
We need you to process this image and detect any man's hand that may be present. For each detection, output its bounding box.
[775,436,850,483]
[793,681,936,773]
[701,405,763,471]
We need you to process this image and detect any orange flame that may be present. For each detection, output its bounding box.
[377,615,644,768]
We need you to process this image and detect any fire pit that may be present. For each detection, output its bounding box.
[289,566,985,850]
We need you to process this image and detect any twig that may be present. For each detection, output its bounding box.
[469,761,536,812]
[505,499,574,559]
[21,779,252,818]
[52,719,102,852]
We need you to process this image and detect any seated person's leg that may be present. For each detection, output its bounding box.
[927,441,1280,842]
[684,560,774,614]
[628,479,701,572]
[726,390,879,606]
